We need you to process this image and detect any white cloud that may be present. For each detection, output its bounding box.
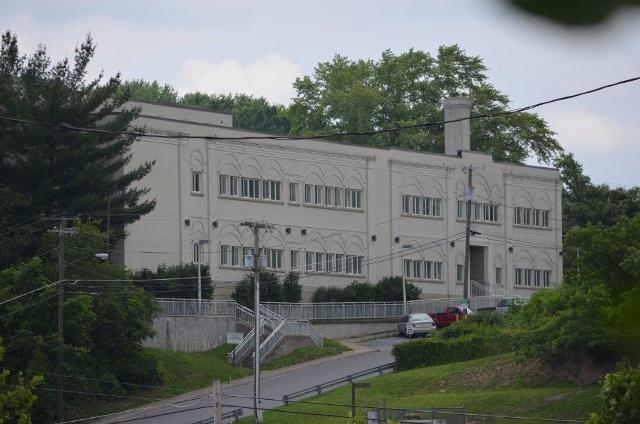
[177,54,302,105]
[547,109,624,154]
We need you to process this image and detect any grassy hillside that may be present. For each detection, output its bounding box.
[253,353,602,423]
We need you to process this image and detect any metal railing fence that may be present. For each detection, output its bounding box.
[156,298,236,317]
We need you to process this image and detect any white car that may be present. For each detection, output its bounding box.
[397,313,437,338]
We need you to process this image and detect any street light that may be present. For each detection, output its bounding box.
[197,239,209,303]
[400,243,414,316]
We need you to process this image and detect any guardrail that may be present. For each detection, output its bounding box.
[191,408,243,424]
[282,362,395,404]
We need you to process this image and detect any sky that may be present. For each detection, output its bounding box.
[2,0,639,187]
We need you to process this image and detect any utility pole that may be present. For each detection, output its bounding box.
[240,220,273,424]
[463,166,473,302]
[52,216,75,422]
[57,217,66,423]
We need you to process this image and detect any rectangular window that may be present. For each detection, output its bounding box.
[413,260,422,279]
[532,209,541,227]
[422,197,431,216]
[346,256,354,274]
[433,262,442,280]
[412,196,421,214]
[474,203,482,221]
[457,201,465,220]
[335,254,344,273]
[402,195,410,214]
[262,180,281,201]
[229,176,238,196]
[192,171,202,193]
[490,204,498,222]
[523,208,531,226]
[241,177,260,198]
[543,270,551,287]
[514,207,522,225]
[315,252,324,272]
[525,269,533,287]
[243,247,253,268]
[231,246,240,267]
[346,189,362,209]
[404,259,411,278]
[314,185,323,205]
[289,182,298,203]
[304,184,312,204]
[305,252,313,271]
[534,269,542,287]
[355,256,363,275]
[325,186,333,206]
[424,261,432,279]
[335,187,344,207]
[495,267,502,286]
[456,264,464,281]
[542,210,550,228]
[267,249,282,269]
[515,268,523,286]
[326,253,334,273]
[220,245,229,266]
[193,243,202,263]
[219,175,228,195]
[290,250,298,270]
[432,198,441,217]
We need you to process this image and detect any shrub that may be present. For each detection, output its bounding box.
[392,332,512,371]
[374,276,421,301]
[282,272,302,303]
[132,263,212,299]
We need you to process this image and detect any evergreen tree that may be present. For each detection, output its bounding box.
[0,31,155,268]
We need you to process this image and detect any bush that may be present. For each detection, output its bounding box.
[232,271,302,307]
[132,263,212,299]
[392,332,512,371]
[311,276,422,303]
[587,363,640,424]
[282,272,302,303]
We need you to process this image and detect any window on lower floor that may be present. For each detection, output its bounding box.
[304,184,312,204]
[495,267,502,286]
[315,252,324,272]
[193,242,202,263]
[335,187,344,207]
[346,255,363,275]
[326,253,334,273]
[229,176,238,196]
[402,195,410,214]
[325,186,333,206]
[335,254,344,273]
[231,246,240,267]
[305,251,313,271]
[290,250,298,270]
[345,189,362,209]
[241,177,260,198]
[456,264,464,282]
[266,249,282,269]
[314,185,323,205]
[262,180,282,201]
[220,245,229,266]
[219,175,228,195]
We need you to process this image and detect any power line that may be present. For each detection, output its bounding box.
[0,76,637,142]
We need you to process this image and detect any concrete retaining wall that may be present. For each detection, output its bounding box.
[143,315,237,352]
[312,321,398,340]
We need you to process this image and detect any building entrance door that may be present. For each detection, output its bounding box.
[470,246,486,295]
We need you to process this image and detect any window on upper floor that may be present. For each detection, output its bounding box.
[241,177,260,199]
[305,251,313,271]
[514,206,551,229]
[335,187,344,207]
[262,180,282,201]
[335,254,344,273]
[229,176,238,196]
[266,249,283,269]
[402,195,410,214]
[193,242,203,263]
[325,186,333,206]
[403,195,442,218]
[289,182,298,203]
[458,201,498,223]
[192,171,202,193]
[304,184,312,204]
[345,189,362,209]
[219,175,228,195]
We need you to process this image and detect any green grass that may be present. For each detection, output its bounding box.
[246,353,602,424]
[262,339,351,370]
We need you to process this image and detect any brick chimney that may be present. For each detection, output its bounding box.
[444,97,471,157]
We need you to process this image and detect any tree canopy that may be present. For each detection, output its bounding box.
[0,31,155,268]
[288,46,562,164]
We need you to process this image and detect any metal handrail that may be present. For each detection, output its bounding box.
[282,362,395,404]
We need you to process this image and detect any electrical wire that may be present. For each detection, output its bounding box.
[0,76,637,142]
[0,280,60,306]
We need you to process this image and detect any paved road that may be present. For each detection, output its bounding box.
[96,337,404,424]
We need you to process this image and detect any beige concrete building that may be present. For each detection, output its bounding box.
[118,98,562,300]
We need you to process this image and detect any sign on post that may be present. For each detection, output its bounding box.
[227,332,244,344]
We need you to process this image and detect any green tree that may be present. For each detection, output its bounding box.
[179,92,291,134]
[0,31,155,269]
[282,272,302,303]
[587,363,640,424]
[120,79,179,104]
[0,338,42,424]
[507,0,640,26]
[554,153,640,233]
[288,46,561,164]
[131,263,213,299]
[232,271,284,308]
[0,223,161,420]
[374,277,421,302]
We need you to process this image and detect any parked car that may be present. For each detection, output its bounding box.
[496,297,526,314]
[397,313,437,338]
[428,305,473,329]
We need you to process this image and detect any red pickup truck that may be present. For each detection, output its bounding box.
[428,305,472,329]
